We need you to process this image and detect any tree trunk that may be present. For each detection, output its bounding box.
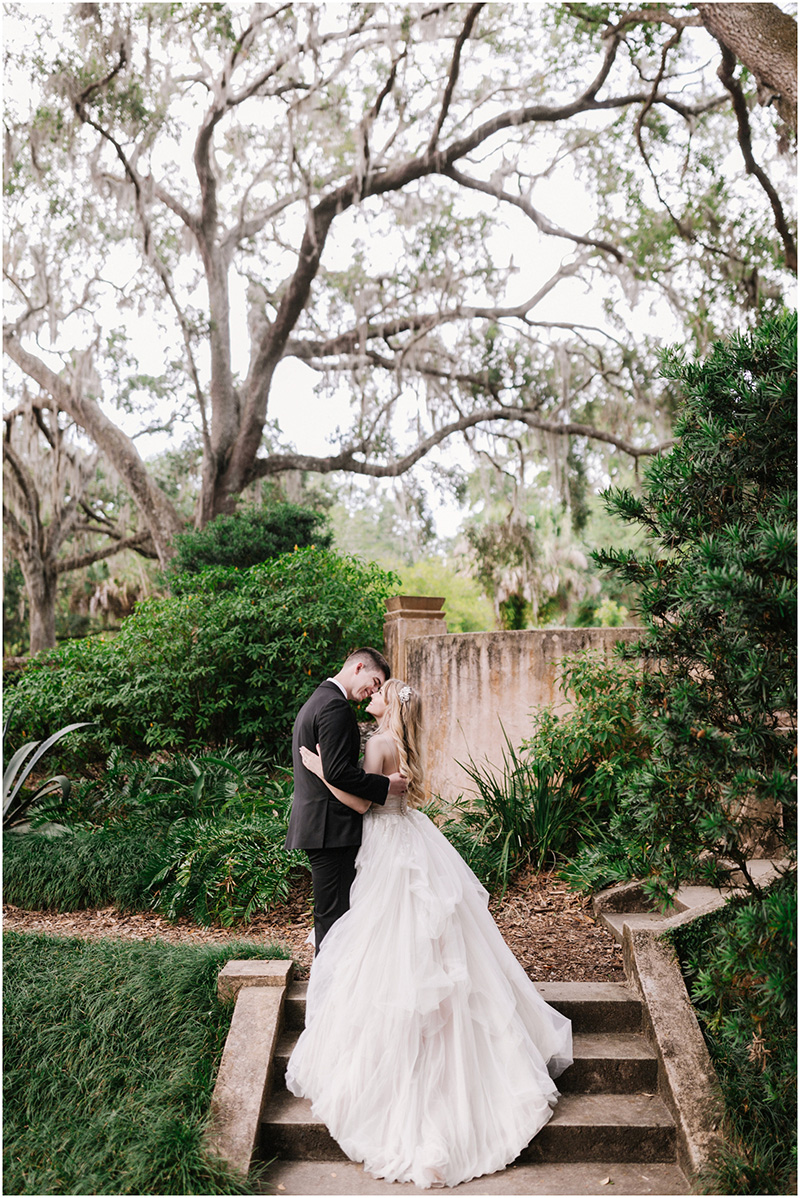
[696,3,798,131]
[20,558,58,655]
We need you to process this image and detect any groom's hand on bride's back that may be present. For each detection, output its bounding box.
[388,773,408,796]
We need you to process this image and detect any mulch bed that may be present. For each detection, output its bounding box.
[3,865,623,983]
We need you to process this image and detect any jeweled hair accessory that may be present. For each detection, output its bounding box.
[398,685,412,704]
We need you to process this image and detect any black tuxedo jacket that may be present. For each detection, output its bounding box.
[285,680,389,851]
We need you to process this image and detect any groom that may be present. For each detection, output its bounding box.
[286,646,407,952]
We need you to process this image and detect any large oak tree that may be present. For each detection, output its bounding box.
[3,2,796,596]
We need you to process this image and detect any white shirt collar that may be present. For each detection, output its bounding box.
[326,677,348,698]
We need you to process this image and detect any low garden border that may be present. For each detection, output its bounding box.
[205,959,294,1176]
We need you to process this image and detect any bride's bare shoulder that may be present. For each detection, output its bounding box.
[365,731,399,773]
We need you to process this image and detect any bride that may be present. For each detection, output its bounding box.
[285,678,572,1189]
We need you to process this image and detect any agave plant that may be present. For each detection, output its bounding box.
[2,704,92,832]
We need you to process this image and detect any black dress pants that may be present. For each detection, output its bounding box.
[306,844,359,954]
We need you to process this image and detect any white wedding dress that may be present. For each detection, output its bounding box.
[285,797,573,1189]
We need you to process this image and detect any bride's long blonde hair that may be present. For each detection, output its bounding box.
[376,679,424,808]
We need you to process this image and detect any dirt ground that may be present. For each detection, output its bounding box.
[3,864,623,983]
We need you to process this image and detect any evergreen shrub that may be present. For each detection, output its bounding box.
[165,502,331,588]
[6,547,398,764]
[594,311,797,902]
[669,875,797,1195]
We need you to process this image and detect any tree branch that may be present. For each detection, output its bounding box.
[426,3,484,155]
[72,61,213,430]
[222,189,308,251]
[247,405,673,483]
[602,7,703,34]
[2,500,32,555]
[444,165,625,262]
[696,3,797,132]
[3,441,42,547]
[715,44,797,273]
[151,182,198,233]
[285,263,588,365]
[3,333,182,563]
[57,530,156,573]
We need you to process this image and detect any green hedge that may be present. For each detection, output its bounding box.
[7,547,398,763]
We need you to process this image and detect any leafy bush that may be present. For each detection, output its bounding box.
[4,932,287,1194]
[670,875,797,1195]
[428,652,651,895]
[7,547,398,765]
[518,651,658,894]
[145,812,303,926]
[522,651,647,827]
[70,745,287,826]
[595,312,797,903]
[4,748,306,926]
[165,502,331,588]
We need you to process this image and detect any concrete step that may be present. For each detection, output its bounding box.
[559,1032,658,1093]
[599,911,672,944]
[256,1158,690,1194]
[273,1029,658,1095]
[283,980,643,1034]
[260,1090,676,1166]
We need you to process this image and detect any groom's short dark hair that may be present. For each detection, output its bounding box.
[345,646,391,679]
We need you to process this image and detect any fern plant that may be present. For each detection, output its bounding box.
[144,813,305,926]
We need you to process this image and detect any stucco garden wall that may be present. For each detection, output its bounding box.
[400,620,641,802]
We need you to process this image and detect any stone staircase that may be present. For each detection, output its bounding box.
[257,980,690,1195]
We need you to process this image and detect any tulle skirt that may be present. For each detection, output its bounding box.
[285,804,573,1189]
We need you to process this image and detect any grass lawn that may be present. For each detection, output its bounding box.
[4,931,289,1195]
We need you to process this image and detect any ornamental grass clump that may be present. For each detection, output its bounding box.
[4,932,289,1195]
[435,728,578,894]
[3,824,157,912]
